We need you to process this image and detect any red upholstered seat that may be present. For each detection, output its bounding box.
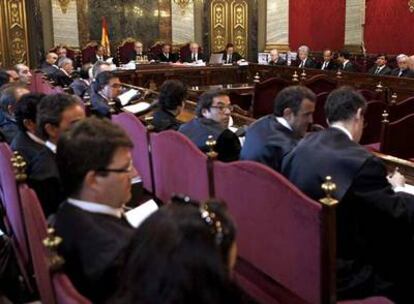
[303,74,337,95]
[53,273,91,304]
[49,45,80,65]
[150,130,210,203]
[359,100,388,145]
[313,92,329,127]
[253,77,290,118]
[388,96,414,121]
[380,113,414,159]
[117,37,136,64]
[112,113,153,193]
[81,41,99,64]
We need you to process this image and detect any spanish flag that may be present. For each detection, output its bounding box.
[101,17,111,56]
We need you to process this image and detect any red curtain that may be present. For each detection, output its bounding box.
[289,0,346,51]
[365,0,414,55]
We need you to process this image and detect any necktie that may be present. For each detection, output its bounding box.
[192,53,196,61]
[398,70,403,77]
[228,54,232,63]
[375,67,381,75]
[299,61,304,68]
[322,62,327,70]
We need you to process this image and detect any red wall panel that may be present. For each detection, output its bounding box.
[365,0,414,55]
[289,0,346,51]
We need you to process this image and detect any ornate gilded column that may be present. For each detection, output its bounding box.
[344,0,366,52]
[0,0,30,66]
[266,0,289,52]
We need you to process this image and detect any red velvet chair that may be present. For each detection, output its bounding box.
[303,74,337,95]
[117,37,136,64]
[112,112,154,193]
[81,41,99,65]
[357,89,382,102]
[213,160,393,304]
[149,41,165,59]
[53,273,91,304]
[388,96,414,121]
[253,77,290,118]
[313,92,329,128]
[150,130,210,203]
[380,113,414,159]
[49,45,80,66]
[229,91,253,112]
[359,100,388,145]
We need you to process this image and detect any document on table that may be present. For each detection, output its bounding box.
[125,199,159,228]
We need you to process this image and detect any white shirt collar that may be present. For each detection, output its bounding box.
[331,124,353,140]
[45,140,56,154]
[26,131,45,146]
[276,116,293,131]
[67,198,123,219]
[343,60,349,67]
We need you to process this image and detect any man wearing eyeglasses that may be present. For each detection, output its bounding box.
[54,117,136,303]
[179,89,241,162]
[91,71,122,118]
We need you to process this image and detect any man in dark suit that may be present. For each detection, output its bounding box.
[282,87,414,302]
[297,45,316,68]
[368,54,392,76]
[319,49,338,71]
[54,117,136,303]
[268,49,286,66]
[179,89,241,162]
[222,43,243,64]
[157,43,178,63]
[90,45,109,64]
[70,63,92,98]
[128,41,149,62]
[152,79,186,132]
[338,50,356,72]
[10,93,45,165]
[0,83,30,144]
[51,57,74,87]
[241,86,315,172]
[90,71,122,118]
[181,42,207,63]
[29,94,85,216]
[40,52,59,77]
[391,54,414,78]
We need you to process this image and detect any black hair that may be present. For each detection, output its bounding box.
[79,63,91,80]
[225,43,234,49]
[14,93,45,131]
[195,89,229,118]
[338,50,351,60]
[376,53,388,60]
[158,80,187,111]
[36,93,80,140]
[325,86,367,124]
[56,117,133,197]
[0,70,9,88]
[110,199,240,304]
[273,86,316,116]
[96,71,117,92]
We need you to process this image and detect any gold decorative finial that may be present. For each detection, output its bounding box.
[336,69,342,79]
[292,71,299,82]
[300,69,307,80]
[375,81,384,92]
[43,228,65,272]
[253,72,261,83]
[145,115,154,131]
[319,176,338,206]
[206,135,218,159]
[382,110,389,123]
[11,152,27,183]
[391,92,398,104]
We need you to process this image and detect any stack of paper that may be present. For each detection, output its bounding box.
[122,102,151,114]
[125,199,159,228]
[118,89,139,106]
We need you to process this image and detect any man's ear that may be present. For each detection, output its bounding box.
[201,108,209,118]
[84,171,99,191]
[355,108,364,121]
[44,123,59,140]
[283,107,293,118]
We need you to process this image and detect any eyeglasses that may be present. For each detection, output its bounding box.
[96,160,134,174]
[210,105,234,112]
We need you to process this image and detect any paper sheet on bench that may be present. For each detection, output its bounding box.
[122,102,151,114]
[125,199,158,228]
[118,89,139,106]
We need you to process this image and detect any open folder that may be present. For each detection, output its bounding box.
[124,199,159,228]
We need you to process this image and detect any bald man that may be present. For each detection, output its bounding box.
[268,49,286,66]
[40,52,59,76]
[181,42,206,63]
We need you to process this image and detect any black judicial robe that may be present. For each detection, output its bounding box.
[240,115,297,172]
[282,127,414,302]
[10,131,44,166]
[152,109,182,132]
[54,202,134,303]
[179,118,241,162]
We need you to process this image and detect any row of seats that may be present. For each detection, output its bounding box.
[112,112,392,304]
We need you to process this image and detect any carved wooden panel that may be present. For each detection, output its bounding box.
[0,0,29,67]
[209,0,248,57]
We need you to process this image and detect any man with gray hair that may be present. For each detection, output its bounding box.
[297,45,316,69]
[181,42,206,63]
[51,57,74,87]
[13,63,32,85]
[268,49,286,66]
[391,54,414,78]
